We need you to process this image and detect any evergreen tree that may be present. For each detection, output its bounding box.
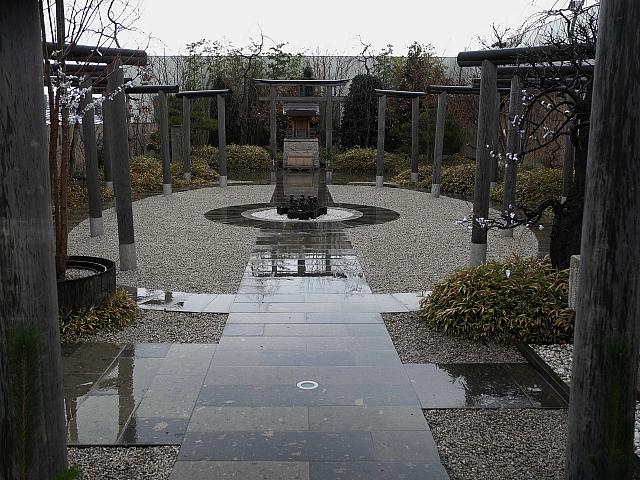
[339,74,382,148]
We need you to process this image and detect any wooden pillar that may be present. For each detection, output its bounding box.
[325,86,333,174]
[0,2,68,477]
[490,91,500,189]
[470,60,498,266]
[158,90,172,195]
[269,85,277,171]
[376,95,386,188]
[102,89,114,191]
[432,92,447,197]
[562,124,575,202]
[566,1,640,478]
[411,96,420,183]
[107,59,137,271]
[501,75,522,238]
[182,96,191,180]
[217,94,228,187]
[80,79,104,236]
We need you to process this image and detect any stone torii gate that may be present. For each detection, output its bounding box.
[373,89,427,187]
[255,78,350,181]
[175,89,232,187]
[125,84,180,195]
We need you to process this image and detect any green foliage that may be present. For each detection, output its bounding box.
[393,164,433,189]
[440,163,477,197]
[54,468,80,480]
[420,257,575,344]
[8,326,40,476]
[68,183,114,209]
[194,144,272,171]
[333,148,408,175]
[340,75,383,149]
[491,168,563,212]
[59,288,138,341]
[129,155,218,192]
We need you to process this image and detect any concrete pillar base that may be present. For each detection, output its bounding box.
[183,172,192,181]
[470,242,487,267]
[411,172,419,183]
[89,217,104,237]
[325,171,333,184]
[162,184,172,196]
[119,242,137,271]
[105,181,114,191]
[431,184,441,197]
[376,176,384,188]
[219,176,228,188]
[500,228,514,238]
[490,181,497,190]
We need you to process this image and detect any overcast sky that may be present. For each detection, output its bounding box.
[123,0,564,57]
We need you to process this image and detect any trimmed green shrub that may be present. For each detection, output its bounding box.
[491,168,563,212]
[420,257,574,344]
[393,165,432,190]
[443,153,474,168]
[59,288,138,341]
[193,144,271,171]
[333,148,408,175]
[440,163,476,197]
[68,183,113,209]
[129,155,217,193]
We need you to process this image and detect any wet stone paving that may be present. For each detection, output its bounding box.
[63,171,566,479]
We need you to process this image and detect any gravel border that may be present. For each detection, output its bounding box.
[383,312,525,363]
[329,186,538,293]
[424,409,567,480]
[73,310,227,344]
[67,446,178,480]
[69,185,274,294]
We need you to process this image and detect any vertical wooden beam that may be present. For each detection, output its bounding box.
[101,89,114,191]
[0,2,68,477]
[107,58,137,271]
[158,90,172,195]
[566,1,640,478]
[269,85,277,171]
[411,96,420,183]
[432,92,447,197]
[562,123,575,202]
[217,94,228,187]
[325,86,333,175]
[490,90,500,189]
[376,95,387,188]
[80,79,104,236]
[470,60,498,266]
[182,96,191,180]
[501,75,522,238]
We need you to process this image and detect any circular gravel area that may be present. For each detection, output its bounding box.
[69,185,274,293]
[67,446,178,479]
[424,409,568,480]
[243,206,362,222]
[384,312,525,363]
[75,310,227,344]
[328,186,538,293]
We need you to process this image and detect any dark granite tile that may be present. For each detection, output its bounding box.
[371,430,441,462]
[403,364,475,409]
[309,406,428,431]
[169,461,309,480]
[309,461,449,480]
[120,343,171,358]
[118,417,189,445]
[306,312,383,323]
[223,324,265,336]
[505,364,567,408]
[212,350,357,367]
[179,432,247,461]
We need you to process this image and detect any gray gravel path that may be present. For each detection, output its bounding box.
[68,446,178,479]
[77,310,227,344]
[69,185,274,294]
[424,409,567,480]
[329,186,538,293]
[384,312,525,363]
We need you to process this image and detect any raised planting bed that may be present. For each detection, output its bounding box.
[57,256,116,313]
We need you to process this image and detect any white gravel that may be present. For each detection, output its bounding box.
[532,343,640,455]
[425,409,568,480]
[69,186,274,294]
[67,446,178,479]
[329,186,538,293]
[244,206,361,222]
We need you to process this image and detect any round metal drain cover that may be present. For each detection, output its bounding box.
[296,380,319,390]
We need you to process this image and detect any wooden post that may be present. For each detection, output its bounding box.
[411,96,420,183]
[501,75,522,238]
[490,91,500,190]
[325,86,333,175]
[0,2,68,478]
[158,90,172,195]
[470,60,498,266]
[170,125,182,164]
[107,59,137,271]
[566,1,640,478]
[80,79,104,236]
[269,85,277,171]
[432,92,447,197]
[217,94,228,187]
[102,89,114,191]
[182,96,191,180]
[376,95,386,188]
[562,124,575,202]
